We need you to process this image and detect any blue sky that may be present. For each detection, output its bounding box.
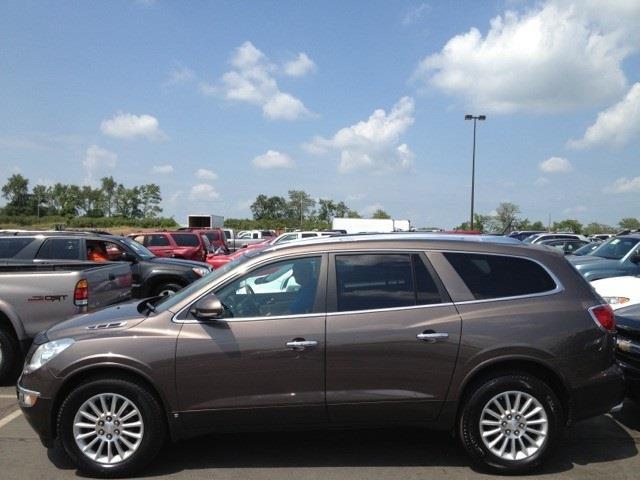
[1,0,638,228]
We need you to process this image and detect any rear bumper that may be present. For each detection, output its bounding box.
[571,363,625,422]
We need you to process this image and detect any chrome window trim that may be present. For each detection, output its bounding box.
[326,302,456,317]
[435,249,564,305]
[174,312,326,324]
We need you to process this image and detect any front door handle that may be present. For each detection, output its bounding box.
[286,339,318,351]
[417,332,449,343]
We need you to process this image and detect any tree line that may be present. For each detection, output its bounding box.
[454,202,640,235]
[1,174,164,219]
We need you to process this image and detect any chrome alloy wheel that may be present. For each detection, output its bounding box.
[479,390,549,461]
[73,393,144,465]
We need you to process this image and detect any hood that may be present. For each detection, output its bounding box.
[147,256,210,269]
[45,300,146,341]
[568,255,619,268]
[616,304,640,334]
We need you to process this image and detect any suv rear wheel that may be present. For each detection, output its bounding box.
[58,377,165,477]
[459,373,563,474]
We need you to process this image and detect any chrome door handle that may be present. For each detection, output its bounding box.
[286,340,318,350]
[417,332,449,343]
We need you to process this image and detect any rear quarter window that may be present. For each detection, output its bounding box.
[36,238,82,260]
[172,233,200,247]
[0,237,35,257]
[443,252,557,300]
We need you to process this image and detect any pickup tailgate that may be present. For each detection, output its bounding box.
[85,263,132,309]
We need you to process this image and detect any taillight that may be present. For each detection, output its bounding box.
[74,279,89,306]
[588,304,616,332]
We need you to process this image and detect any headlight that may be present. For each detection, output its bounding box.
[24,338,75,374]
[602,296,630,305]
[192,267,210,277]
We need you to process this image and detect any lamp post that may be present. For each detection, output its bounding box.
[464,114,486,231]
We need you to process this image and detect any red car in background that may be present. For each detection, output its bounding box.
[206,248,248,269]
[128,231,207,262]
[177,227,229,253]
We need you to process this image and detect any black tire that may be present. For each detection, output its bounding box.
[459,373,563,474]
[57,377,166,478]
[152,282,183,297]
[0,327,19,384]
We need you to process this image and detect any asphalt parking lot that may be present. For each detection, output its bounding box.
[0,385,639,479]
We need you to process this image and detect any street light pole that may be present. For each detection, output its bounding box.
[464,114,486,231]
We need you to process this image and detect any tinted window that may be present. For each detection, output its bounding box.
[205,231,220,241]
[36,238,81,260]
[0,238,35,258]
[336,254,439,312]
[301,233,316,238]
[590,237,639,260]
[413,254,443,305]
[443,252,556,300]
[172,233,200,247]
[147,234,170,247]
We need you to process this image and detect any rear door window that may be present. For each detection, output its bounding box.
[0,238,35,257]
[334,253,443,312]
[443,252,557,300]
[172,233,199,247]
[36,238,82,260]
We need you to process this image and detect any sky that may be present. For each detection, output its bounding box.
[1,0,638,228]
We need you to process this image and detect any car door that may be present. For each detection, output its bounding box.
[325,252,461,425]
[174,254,328,430]
[145,234,173,257]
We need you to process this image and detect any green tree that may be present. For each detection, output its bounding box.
[552,219,583,234]
[250,195,288,220]
[583,222,615,236]
[371,209,391,219]
[530,221,546,230]
[1,174,30,210]
[286,190,316,224]
[100,176,117,217]
[139,184,162,218]
[619,218,640,231]
[494,202,521,232]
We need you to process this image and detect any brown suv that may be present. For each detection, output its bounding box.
[17,234,623,477]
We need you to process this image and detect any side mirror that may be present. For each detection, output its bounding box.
[630,252,640,264]
[121,252,137,262]
[190,293,224,320]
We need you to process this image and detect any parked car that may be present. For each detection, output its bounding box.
[18,234,622,476]
[243,230,338,251]
[0,260,131,382]
[224,230,276,252]
[613,303,640,398]
[128,231,207,262]
[590,234,615,242]
[0,233,211,298]
[522,233,589,244]
[507,230,547,241]
[591,276,640,310]
[568,234,640,281]
[538,238,591,255]
[572,242,600,256]
[178,227,229,253]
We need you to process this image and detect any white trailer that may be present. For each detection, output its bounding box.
[188,214,224,229]
[331,218,411,234]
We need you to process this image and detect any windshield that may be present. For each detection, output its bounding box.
[121,237,155,259]
[152,248,265,313]
[522,235,540,244]
[572,243,598,256]
[589,237,640,260]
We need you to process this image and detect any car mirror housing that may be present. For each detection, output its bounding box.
[191,294,224,320]
[121,252,138,262]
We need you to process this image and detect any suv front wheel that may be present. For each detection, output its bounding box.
[58,377,166,477]
[459,373,563,474]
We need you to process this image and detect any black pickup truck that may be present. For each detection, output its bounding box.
[0,232,212,298]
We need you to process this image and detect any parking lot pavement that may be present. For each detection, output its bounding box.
[0,384,638,480]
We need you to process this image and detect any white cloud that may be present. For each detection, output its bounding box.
[306,97,415,174]
[196,168,218,180]
[413,1,639,113]
[605,177,640,194]
[83,145,117,185]
[252,150,295,169]
[539,156,572,173]
[568,82,640,149]
[100,112,165,140]
[402,3,430,25]
[152,164,174,174]
[203,41,311,120]
[283,53,316,77]
[188,184,219,201]
[534,177,550,187]
[164,67,196,87]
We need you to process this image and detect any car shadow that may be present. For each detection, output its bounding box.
[48,401,639,478]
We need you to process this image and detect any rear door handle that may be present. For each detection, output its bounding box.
[417,332,449,343]
[286,339,318,350]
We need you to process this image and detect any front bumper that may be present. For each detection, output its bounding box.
[17,380,55,448]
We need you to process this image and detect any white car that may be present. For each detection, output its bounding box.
[591,276,640,310]
[271,231,335,246]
